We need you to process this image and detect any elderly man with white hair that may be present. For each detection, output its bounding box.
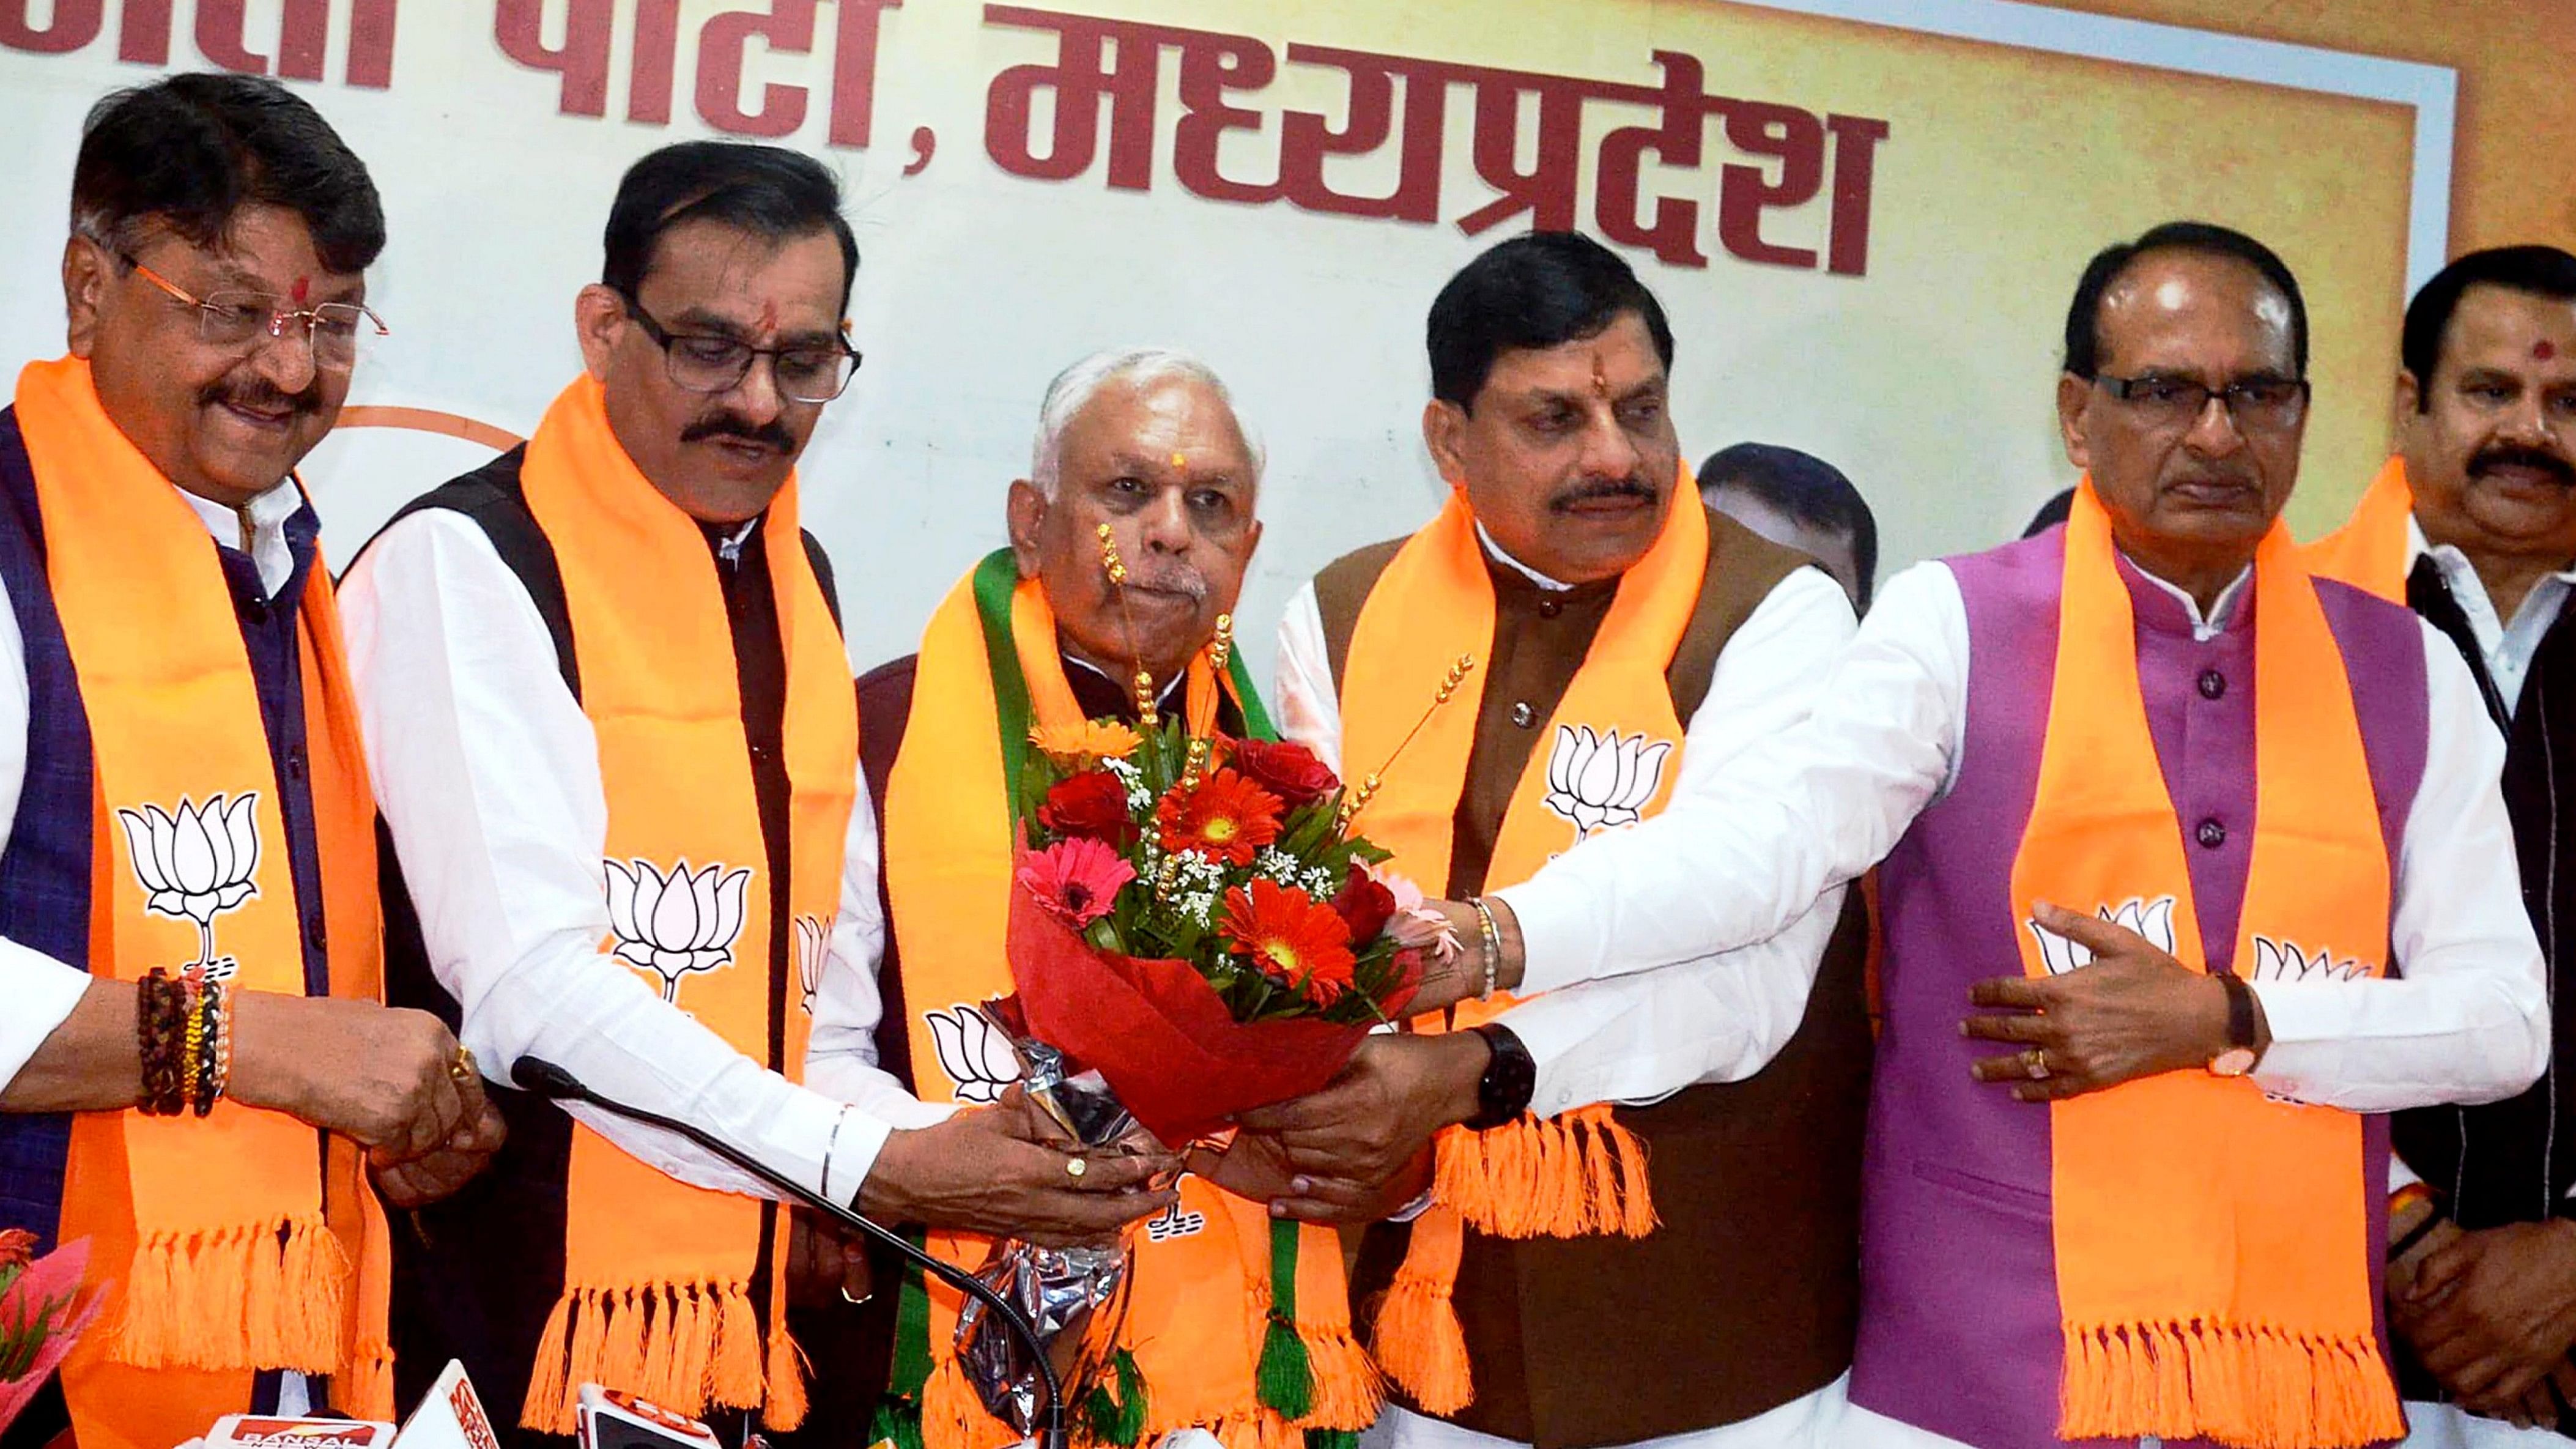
[342,149,1177,1442]
[848,344,1371,1449]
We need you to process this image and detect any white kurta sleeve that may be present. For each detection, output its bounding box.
[1272,582,1343,776]
[341,509,905,1203]
[804,767,955,1143]
[2248,617,2548,1111]
[1493,561,1969,995]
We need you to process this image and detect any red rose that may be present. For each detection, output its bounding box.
[1039,770,1138,847]
[1231,738,1339,807]
[1330,865,1397,944]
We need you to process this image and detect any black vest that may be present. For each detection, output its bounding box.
[2392,557,2576,1424]
[356,450,839,1444]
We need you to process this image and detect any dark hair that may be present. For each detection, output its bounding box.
[1427,232,1674,410]
[2062,221,2307,380]
[2401,245,2576,409]
[2023,487,2075,539]
[72,73,383,275]
[1698,442,1879,609]
[602,141,858,313]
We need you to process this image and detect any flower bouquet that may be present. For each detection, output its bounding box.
[952,696,1436,1434]
[0,1230,106,1436]
[1003,715,1423,1145]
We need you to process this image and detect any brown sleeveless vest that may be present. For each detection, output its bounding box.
[1317,506,1871,1449]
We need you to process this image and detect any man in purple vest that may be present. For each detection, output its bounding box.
[1299,221,2553,1447]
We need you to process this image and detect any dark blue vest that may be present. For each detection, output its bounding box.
[0,406,333,1250]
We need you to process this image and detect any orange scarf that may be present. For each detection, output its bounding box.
[14,356,391,1449]
[512,376,857,1434]
[2015,482,2400,1448]
[2303,455,2415,602]
[878,552,1378,1449]
[1337,480,1703,1413]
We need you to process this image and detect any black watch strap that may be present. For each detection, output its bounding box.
[1465,1023,1536,1130]
[2215,968,2257,1050]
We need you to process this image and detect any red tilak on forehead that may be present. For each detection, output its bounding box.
[290,276,309,305]
[1590,349,1611,399]
[756,300,778,334]
[2537,340,2558,361]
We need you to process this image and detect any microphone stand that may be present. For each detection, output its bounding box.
[509,1056,1068,1449]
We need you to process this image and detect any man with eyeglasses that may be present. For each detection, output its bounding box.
[0,75,506,1449]
[1316,220,2550,1448]
[2308,246,2576,1445]
[339,141,1174,1444]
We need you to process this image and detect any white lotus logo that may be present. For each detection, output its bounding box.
[1541,725,1672,837]
[603,858,753,1003]
[117,793,262,980]
[925,1004,1022,1104]
[794,913,827,1016]
[2027,895,2178,976]
[2249,936,2371,984]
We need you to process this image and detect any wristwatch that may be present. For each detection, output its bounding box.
[1465,1024,1536,1130]
[2208,969,2261,1078]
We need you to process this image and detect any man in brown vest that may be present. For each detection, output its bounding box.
[1238,232,1873,1449]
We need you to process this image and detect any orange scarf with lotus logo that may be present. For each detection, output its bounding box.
[12,356,392,1449]
[1335,477,1704,1414]
[511,376,857,1434]
[2013,482,2399,1448]
[878,556,1379,1449]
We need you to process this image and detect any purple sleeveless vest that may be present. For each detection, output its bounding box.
[1849,528,2429,1448]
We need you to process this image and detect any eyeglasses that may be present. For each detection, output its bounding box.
[618,295,861,404]
[2096,371,2310,432]
[121,253,387,372]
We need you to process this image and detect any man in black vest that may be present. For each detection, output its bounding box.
[341,141,1171,1443]
[2364,246,2576,1442]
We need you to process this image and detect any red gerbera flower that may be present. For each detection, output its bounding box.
[1223,878,1357,1003]
[1153,769,1282,866]
[1016,836,1136,928]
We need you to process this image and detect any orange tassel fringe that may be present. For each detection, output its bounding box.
[517,1280,775,1434]
[2058,1319,2404,1449]
[1368,1209,1471,1415]
[114,1214,349,1374]
[1429,1108,1657,1240]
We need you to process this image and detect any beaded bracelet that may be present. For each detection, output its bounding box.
[196,980,231,1116]
[179,974,205,1113]
[136,968,188,1116]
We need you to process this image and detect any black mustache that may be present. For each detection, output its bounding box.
[2471,445,2576,489]
[680,413,796,453]
[1549,475,1657,511]
[198,377,322,417]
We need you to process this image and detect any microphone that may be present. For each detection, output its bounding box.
[509,1056,1068,1449]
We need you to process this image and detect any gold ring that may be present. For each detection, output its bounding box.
[1065,1156,1088,1180]
[450,1045,477,1086]
[2022,1047,2050,1081]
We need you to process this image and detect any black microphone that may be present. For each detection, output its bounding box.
[509,1056,1068,1449]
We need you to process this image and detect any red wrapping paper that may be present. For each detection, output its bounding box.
[1007,883,1372,1144]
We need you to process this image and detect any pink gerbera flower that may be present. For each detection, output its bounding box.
[1018,836,1136,928]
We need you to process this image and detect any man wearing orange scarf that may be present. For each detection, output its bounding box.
[342,143,1170,1446]
[1243,233,1873,1449]
[0,76,506,1449]
[2306,246,2576,1445]
[856,346,1381,1449]
[1360,221,2552,1449]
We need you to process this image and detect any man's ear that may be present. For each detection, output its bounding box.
[63,237,110,358]
[2055,372,2092,472]
[1422,399,1472,489]
[1006,479,1048,579]
[2393,369,2424,440]
[574,284,625,381]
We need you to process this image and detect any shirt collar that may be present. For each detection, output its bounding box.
[174,475,303,551]
[2405,512,2576,590]
[2121,550,2253,640]
[1476,520,1576,593]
